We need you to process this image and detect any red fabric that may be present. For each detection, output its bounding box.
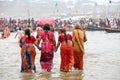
[20,36,36,44]
[58,34,72,42]
[40,31,54,41]
[60,44,74,72]
[0,19,3,25]
[37,18,55,25]
[58,33,74,72]
[39,31,55,71]
[26,36,36,44]
[40,31,54,53]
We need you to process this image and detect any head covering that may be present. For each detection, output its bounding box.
[36,27,42,32]
[74,23,80,29]
[59,27,66,33]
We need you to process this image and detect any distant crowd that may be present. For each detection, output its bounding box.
[0,17,120,32]
[87,18,120,29]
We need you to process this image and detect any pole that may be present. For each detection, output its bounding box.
[27,9,31,25]
[27,9,30,19]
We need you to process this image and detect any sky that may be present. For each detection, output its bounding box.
[0,0,119,18]
[91,0,120,4]
[0,0,120,4]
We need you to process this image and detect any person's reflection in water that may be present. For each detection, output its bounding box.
[39,71,52,79]
[21,73,36,80]
[59,70,83,80]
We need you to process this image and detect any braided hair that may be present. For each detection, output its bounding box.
[25,29,31,40]
[43,24,50,31]
[60,27,67,43]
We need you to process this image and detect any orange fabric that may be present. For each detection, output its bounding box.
[72,29,87,70]
[20,44,36,72]
[60,44,74,72]
[19,35,27,47]
[3,27,10,38]
[20,35,36,72]
[73,50,83,70]
[72,29,85,53]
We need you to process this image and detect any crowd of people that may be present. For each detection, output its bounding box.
[17,23,87,73]
[0,17,120,34]
[87,18,120,29]
[1,17,119,73]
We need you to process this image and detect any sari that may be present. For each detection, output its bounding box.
[39,31,55,72]
[72,29,87,70]
[3,26,10,38]
[19,35,36,72]
[59,34,74,72]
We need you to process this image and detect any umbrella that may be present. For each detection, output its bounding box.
[37,18,55,26]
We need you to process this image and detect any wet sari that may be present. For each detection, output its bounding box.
[39,31,55,72]
[72,29,87,70]
[58,34,74,72]
[19,35,36,72]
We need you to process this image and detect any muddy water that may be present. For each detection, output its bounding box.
[0,31,120,80]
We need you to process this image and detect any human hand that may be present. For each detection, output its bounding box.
[54,48,57,52]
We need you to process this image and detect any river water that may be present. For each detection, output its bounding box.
[0,31,120,80]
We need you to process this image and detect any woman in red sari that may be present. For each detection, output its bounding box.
[36,24,56,72]
[19,29,39,73]
[56,27,74,72]
[72,23,87,70]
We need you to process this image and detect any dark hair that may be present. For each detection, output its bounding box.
[25,29,31,40]
[43,24,50,31]
[19,27,21,30]
[60,27,67,43]
[28,25,31,28]
[64,33,67,43]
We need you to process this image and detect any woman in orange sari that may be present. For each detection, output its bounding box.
[19,29,39,73]
[3,25,10,38]
[72,23,87,70]
[56,27,74,72]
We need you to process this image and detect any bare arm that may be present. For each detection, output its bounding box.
[34,36,42,50]
[53,36,56,49]
[55,41,60,52]
[83,31,87,42]
[14,32,18,38]
[19,43,22,48]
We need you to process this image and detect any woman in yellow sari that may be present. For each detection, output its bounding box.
[72,23,87,70]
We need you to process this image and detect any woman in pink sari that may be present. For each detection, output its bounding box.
[36,24,56,72]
